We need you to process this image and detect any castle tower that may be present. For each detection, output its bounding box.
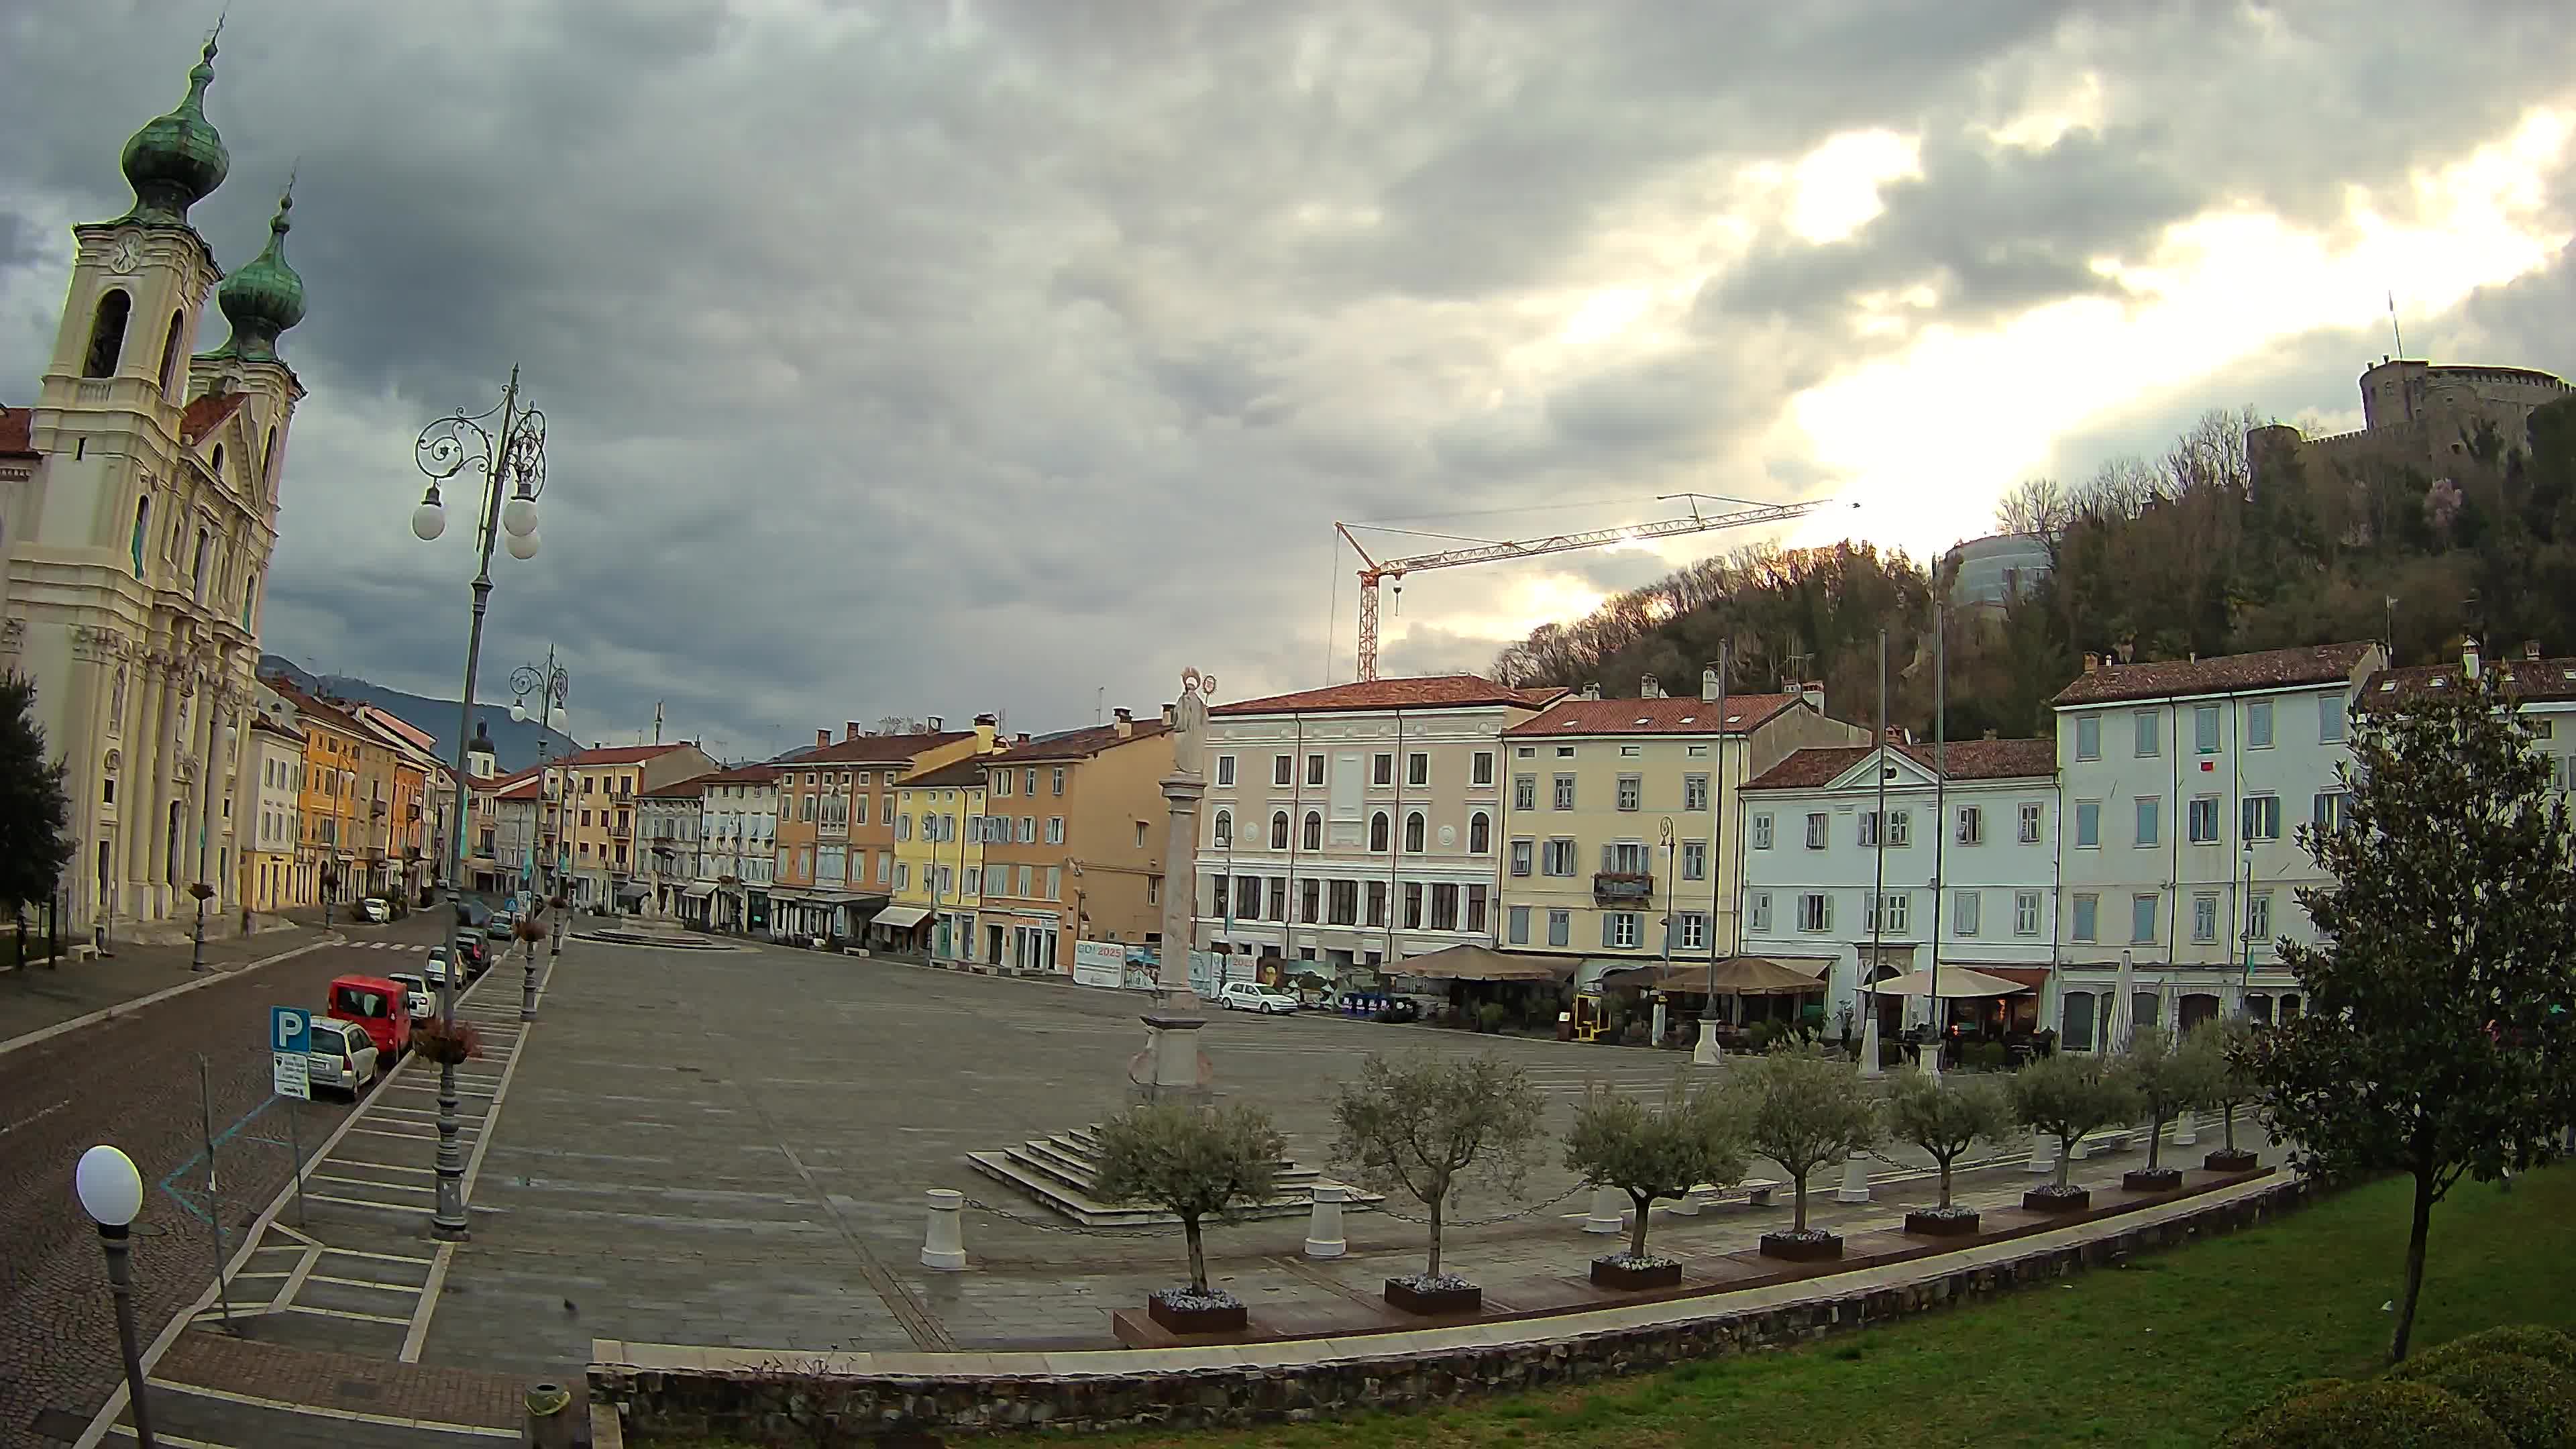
[1,34,310,938]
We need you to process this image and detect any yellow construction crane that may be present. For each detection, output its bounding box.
[1335,494,1852,682]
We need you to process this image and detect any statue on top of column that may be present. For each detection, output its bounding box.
[1171,667,1216,781]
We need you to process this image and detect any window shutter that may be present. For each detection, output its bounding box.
[1601,913,1615,948]
[1599,843,1613,873]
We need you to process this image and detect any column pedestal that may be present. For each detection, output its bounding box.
[1834,1155,1872,1203]
[1129,1014,1210,1105]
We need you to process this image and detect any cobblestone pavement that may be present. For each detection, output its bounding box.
[0,924,321,1045]
[0,913,453,1449]
[417,935,2277,1383]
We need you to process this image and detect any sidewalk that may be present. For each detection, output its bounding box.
[0,924,326,1048]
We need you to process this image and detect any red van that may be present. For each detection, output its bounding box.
[327,974,414,1063]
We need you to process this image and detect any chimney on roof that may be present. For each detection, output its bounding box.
[1640,674,1664,699]
[1700,667,1720,703]
[2083,652,2100,674]
[2525,640,2544,661]
[1161,702,1176,727]
[816,729,830,749]
[1016,732,1032,746]
[845,721,861,741]
[2463,637,2481,681]
[926,715,943,731]
[973,712,998,726]
[1114,706,1134,738]
[1983,729,1999,741]
[1795,680,1826,713]
[1580,682,1601,701]
[2116,639,2136,664]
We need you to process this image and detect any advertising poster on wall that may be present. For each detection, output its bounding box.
[1071,939,1128,989]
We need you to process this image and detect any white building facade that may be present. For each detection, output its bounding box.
[695,763,778,932]
[1739,738,2061,1038]
[2050,641,2384,1046]
[1191,676,1560,977]
[639,776,706,918]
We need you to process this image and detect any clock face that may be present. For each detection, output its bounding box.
[107,234,141,273]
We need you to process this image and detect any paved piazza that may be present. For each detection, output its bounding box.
[412,933,2098,1383]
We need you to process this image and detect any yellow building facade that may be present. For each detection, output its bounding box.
[1496,680,1866,966]
[890,755,989,959]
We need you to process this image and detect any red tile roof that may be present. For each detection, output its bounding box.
[491,773,543,801]
[2365,655,2576,707]
[641,775,712,799]
[1744,737,2057,792]
[1505,694,1802,737]
[901,757,991,790]
[2050,642,2378,706]
[987,719,1171,762]
[247,713,305,744]
[262,680,368,737]
[179,391,248,445]
[0,405,35,458]
[1211,675,1564,717]
[787,731,972,765]
[692,763,782,786]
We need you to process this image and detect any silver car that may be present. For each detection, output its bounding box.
[305,1019,381,1097]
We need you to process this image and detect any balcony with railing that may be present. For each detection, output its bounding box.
[1593,871,1654,904]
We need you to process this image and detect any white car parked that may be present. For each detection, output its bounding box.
[385,971,436,1022]
[306,1019,382,1097]
[1218,982,1300,1014]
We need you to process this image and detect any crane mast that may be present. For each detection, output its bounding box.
[1337,497,1848,682]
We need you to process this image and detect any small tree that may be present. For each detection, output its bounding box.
[2117,1026,2218,1173]
[2188,1018,2259,1157]
[1332,1053,1545,1281]
[1091,1101,1284,1297]
[2244,664,2576,1362]
[1564,1079,1748,1262]
[1886,1067,2014,1210]
[1727,1040,1882,1234]
[2010,1052,2141,1190]
[0,674,75,964]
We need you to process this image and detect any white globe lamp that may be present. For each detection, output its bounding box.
[501,492,539,539]
[75,1144,142,1227]
[504,528,540,561]
[410,486,447,542]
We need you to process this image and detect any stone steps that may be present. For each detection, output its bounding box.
[967,1122,1378,1228]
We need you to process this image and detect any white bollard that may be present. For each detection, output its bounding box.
[1666,1185,1702,1218]
[1858,1014,1883,1079]
[1303,1184,1348,1258]
[1834,1155,1871,1204]
[1583,1185,1626,1234]
[2174,1110,2198,1148]
[920,1188,967,1271]
[2027,1129,2057,1176]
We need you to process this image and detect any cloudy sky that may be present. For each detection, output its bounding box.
[5,1,2573,757]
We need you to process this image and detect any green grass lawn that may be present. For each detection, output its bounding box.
[641,1167,2576,1449]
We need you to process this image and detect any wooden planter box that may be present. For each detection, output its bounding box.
[2203,1148,2261,1173]
[1902,1208,1982,1238]
[1589,1256,1683,1290]
[1145,1291,1247,1336]
[1383,1278,1482,1316]
[2023,1186,2091,1214]
[1758,1231,1843,1262]
[2122,1167,2184,1193]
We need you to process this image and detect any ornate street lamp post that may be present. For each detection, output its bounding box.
[510,653,568,1023]
[411,368,547,1242]
[75,1145,156,1447]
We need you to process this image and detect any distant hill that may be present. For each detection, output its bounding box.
[258,655,580,774]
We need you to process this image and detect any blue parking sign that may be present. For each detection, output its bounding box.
[271,1006,310,1055]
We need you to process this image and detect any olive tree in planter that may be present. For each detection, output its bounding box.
[2010,1052,2141,1213]
[2116,1026,2218,1192]
[1728,1040,1881,1260]
[1332,1053,1545,1315]
[1564,1079,1748,1289]
[2192,1019,2263,1173]
[1090,1101,1285,1336]
[1887,1066,2014,1236]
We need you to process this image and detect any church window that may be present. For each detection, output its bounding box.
[84,290,131,378]
[192,529,210,600]
[158,311,185,396]
[129,496,150,578]
[211,444,225,482]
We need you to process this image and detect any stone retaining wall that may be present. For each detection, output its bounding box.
[598,1177,2315,1442]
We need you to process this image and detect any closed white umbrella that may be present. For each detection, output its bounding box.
[2108,950,2136,1053]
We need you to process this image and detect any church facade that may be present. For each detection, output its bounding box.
[0,34,311,938]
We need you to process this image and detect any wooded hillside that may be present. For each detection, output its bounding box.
[1491,396,2576,738]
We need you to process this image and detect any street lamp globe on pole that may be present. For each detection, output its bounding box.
[76,1144,156,1447]
[509,653,570,1023]
[412,368,547,1242]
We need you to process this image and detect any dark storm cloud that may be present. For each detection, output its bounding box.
[3,0,2573,751]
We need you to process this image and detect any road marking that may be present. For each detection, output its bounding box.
[306,1192,431,1214]
[322,1244,437,1265]
[281,1302,412,1325]
[0,1099,69,1136]
[399,1243,455,1363]
[107,1426,234,1448]
[268,1247,321,1313]
[144,1379,517,1437]
[306,1273,421,1293]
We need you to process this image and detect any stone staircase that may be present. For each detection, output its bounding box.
[967,1124,1379,1228]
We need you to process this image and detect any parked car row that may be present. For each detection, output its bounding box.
[309,934,497,1100]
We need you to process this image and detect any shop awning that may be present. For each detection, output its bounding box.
[1601,956,1827,996]
[681,883,716,900]
[1394,945,1583,982]
[616,883,650,902]
[1866,965,2033,998]
[873,905,932,930]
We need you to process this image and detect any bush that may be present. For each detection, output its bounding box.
[2385,1353,2576,1448]
[2220,1379,2353,1446]
[1968,1040,2010,1071]
[2220,1379,2511,1448]
[2404,1326,2576,1376]
[1477,1002,1510,1034]
[1746,1020,1787,1053]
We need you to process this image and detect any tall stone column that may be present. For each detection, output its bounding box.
[1132,669,1215,1105]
